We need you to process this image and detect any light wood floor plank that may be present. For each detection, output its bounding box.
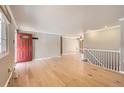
[8,55,124,87]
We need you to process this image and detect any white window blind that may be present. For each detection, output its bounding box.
[0,12,8,58]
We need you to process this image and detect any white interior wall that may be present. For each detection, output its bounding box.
[84,26,120,50]
[62,37,79,55]
[32,32,61,59]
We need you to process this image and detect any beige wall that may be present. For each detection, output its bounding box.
[84,27,120,50]
[0,20,16,86]
[33,33,61,59]
[62,37,79,55]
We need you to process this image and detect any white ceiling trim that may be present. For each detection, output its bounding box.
[18,29,62,36]
[84,25,120,34]
[62,36,79,39]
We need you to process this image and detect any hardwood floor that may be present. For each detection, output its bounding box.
[8,55,124,87]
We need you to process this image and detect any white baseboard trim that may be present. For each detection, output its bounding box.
[119,71,124,74]
[4,69,14,87]
[62,52,77,55]
[32,56,61,61]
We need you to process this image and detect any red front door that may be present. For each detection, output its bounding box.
[16,33,32,63]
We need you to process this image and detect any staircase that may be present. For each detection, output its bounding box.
[83,48,120,72]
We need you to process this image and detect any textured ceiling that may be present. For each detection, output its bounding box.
[10,5,124,36]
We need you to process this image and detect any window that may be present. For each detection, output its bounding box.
[0,12,9,58]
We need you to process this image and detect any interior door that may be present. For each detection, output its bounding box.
[16,33,32,63]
